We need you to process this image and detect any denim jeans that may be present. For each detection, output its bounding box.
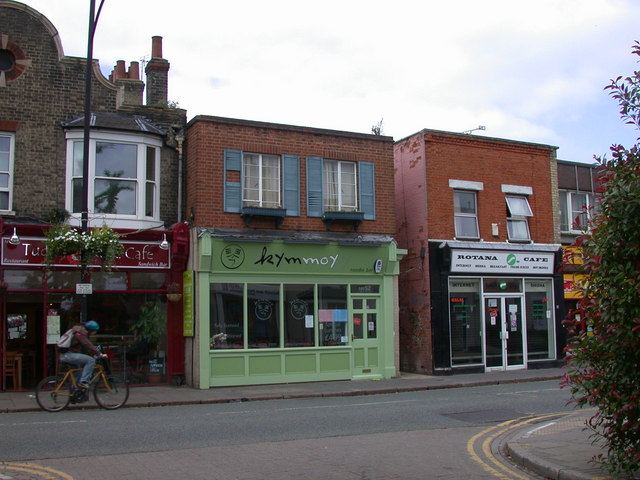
[60,352,95,384]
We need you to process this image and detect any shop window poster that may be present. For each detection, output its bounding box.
[7,314,27,339]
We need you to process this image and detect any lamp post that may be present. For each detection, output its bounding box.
[80,0,105,324]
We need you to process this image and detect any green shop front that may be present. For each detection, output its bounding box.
[194,230,404,388]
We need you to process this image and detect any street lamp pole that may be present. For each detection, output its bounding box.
[80,0,105,324]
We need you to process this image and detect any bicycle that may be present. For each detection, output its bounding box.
[35,354,129,412]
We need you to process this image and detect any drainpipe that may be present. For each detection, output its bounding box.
[175,131,184,223]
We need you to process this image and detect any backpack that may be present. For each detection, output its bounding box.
[57,328,75,349]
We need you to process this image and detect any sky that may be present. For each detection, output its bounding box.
[19,0,640,163]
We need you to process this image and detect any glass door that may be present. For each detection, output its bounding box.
[484,296,525,370]
[351,296,380,375]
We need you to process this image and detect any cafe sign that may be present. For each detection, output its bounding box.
[2,237,170,269]
[451,249,555,274]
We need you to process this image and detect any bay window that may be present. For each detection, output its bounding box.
[0,132,14,211]
[65,131,161,228]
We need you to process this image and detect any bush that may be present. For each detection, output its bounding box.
[562,41,640,478]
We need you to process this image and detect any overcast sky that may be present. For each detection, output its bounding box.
[20,0,640,163]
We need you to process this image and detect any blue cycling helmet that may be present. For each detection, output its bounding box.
[84,320,100,331]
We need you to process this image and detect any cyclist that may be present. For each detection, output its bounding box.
[58,320,106,389]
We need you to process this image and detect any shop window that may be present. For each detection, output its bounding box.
[0,132,14,211]
[449,279,482,366]
[65,131,161,229]
[559,190,597,232]
[505,195,533,241]
[46,271,81,290]
[454,190,479,239]
[525,279,555,361]
[210,283,244,349]
[284,284,315,347]
[247,284,280,348]
[318,284,348,346]
[130,272,167,290]
[4,269,43,289]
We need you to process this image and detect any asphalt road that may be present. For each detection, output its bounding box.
[0,380,572,480]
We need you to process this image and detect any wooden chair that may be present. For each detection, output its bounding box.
[4,352,22,390]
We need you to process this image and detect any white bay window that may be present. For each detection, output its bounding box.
[65,131,161,228]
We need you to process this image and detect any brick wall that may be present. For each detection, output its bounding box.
[185,116,396,235]
[0,3,184,226]
[394,129,558,373]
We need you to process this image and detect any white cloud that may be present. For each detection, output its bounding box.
[19,0,640,161]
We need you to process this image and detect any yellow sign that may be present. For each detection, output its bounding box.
[564,273,587,299]
[183,270,194,336]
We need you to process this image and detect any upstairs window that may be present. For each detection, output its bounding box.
[559,190,597,232]
[0,133,14,211]
[323,160,357,212]
[454,190,479,238]
[242,153,281,208]
[306,157,375,220]
[65,131,161,228]
[224,149,299,216]
[506,195,533,241]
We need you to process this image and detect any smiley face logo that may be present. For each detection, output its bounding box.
[221,244,245,269]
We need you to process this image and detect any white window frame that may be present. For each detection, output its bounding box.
[559,190,596,233]
[0,132,15,213]
[505,194,533,241]
[453,190,479,239]
[323,160,358,212]
[65,130,162,229]
[242,153,281,208]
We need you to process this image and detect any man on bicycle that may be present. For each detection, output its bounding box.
[58,320,105,389]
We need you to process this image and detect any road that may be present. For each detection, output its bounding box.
[0,379,572,480]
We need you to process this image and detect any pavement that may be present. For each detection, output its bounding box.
[0,367,618,480]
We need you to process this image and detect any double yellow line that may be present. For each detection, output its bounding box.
[0,462,73,480]
[466,412,563,479]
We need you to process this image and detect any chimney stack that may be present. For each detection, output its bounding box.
[145,36,170,106]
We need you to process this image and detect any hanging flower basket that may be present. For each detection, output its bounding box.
[44,224,124,269]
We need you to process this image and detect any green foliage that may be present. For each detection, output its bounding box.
[131,301,165,344]
[44,224,124,270]
[562,41,640,479]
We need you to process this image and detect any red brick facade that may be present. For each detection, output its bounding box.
[394,129,559,373]
[186,116,395,234]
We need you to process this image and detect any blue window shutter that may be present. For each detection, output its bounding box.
[283,155,300,216]
[306,156,323,217]
[359,161,375,220]
[224,149,242,213]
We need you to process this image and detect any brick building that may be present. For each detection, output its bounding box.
[394,129,564,374]
[557,159,599,329]
[184,116,404,388]
[0,1,187,390]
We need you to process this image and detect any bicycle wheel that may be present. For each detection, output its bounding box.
[93,375,129,409]
[35,376,72,412]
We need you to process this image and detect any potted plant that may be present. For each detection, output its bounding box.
[166,282,182,302]
[131,301,166,383]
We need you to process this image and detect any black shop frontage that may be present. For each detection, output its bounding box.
[0,222,189,391]
[429,241,566,374]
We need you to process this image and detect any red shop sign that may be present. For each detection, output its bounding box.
[1,237,170,269]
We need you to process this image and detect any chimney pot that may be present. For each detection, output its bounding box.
[128,61,140,80]
[114,60,126,79]
[151,36,163,59]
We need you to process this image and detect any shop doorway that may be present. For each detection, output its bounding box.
[351,296,380,376]
[483,296,525,370]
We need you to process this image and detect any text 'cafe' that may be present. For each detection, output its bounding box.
[429,242,564,373]
[1,223,188,391]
